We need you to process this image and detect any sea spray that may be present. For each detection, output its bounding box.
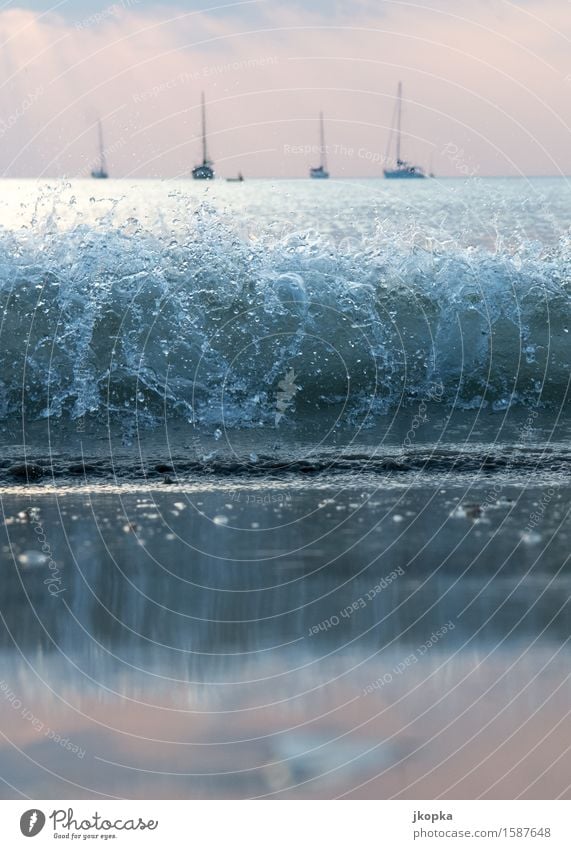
[0,203,568,433]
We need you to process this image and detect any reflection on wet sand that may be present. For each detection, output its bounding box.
[0,481,570,798]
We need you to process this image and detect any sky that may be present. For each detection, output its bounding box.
[0,0,569,177]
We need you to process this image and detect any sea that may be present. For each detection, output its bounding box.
[0,176,569,799]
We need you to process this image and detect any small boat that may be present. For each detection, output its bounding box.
[384,82,426,179]
[192,92,214,180]
[310,111,329,179]
[226,172,244,182]
[91,119,108,179]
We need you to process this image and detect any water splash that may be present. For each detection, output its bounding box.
[0,199,569,432]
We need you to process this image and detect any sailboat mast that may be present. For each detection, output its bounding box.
[383,81,425,178]
[98,119,107,174]
[319,111,327,171]
[396,81,402,164]
[201,92,208,165]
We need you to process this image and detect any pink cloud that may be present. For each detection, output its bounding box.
[0,1,568,177]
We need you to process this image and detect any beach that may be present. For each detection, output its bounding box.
[0,177,569,798]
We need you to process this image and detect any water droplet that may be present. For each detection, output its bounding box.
[213,515,229,526]
[18,550,48,568]
[521,530,541,545]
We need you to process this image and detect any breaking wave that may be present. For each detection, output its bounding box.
[0,204,569,431]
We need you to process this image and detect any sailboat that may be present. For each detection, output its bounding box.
[91,119,108,179]
[383,82,425,179]
[192,92,214,180]
[310,111,329,179]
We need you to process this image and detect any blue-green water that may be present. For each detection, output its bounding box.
[0,177,569,799]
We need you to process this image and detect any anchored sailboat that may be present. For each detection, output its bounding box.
[384,83,425,179]
[91,119,108,179]
[192,92,214,180]
[310,111,329,179]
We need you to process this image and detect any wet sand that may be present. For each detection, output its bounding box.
[1,473,569,799]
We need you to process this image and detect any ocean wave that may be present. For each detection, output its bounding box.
[0,206,569,430]
[2,446,570,484]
